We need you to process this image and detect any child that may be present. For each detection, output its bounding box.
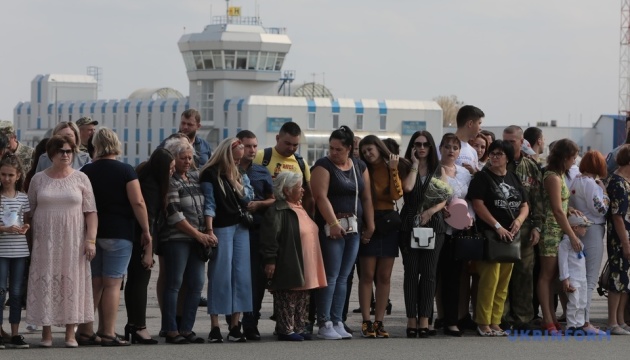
[0,155,30,349]
[558,214,591,335]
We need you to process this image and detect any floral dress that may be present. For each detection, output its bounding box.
[605,173,630,292]
[540,170,569,257]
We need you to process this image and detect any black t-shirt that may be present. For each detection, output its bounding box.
[467,168,527,231]
[81,159,138,240]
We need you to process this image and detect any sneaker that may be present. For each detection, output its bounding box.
[198,297,208,307]
[374,321,389,338]
[317,321,342,340]
[26,323,38,332]
[9,335,29,349]
[227,325,246,342]
[277,332,304,341]
[297,332,312,340]
[208,327,224,343]
[243,326,261,341]
[361,321,376,338]
[621,323,630,332]
[333,322,352,339]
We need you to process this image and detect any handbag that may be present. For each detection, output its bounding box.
[324,159,360,236]
[195,242,216,262]
[597,259,610,297]
[483,229,521,262]
[374,209,402,235]
[453,222,485,261]
[411,226,435,249]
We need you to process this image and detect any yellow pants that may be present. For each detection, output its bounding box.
[475,261,514,325]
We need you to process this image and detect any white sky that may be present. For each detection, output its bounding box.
[0,0,621,127]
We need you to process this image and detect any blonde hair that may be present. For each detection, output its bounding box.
[201,137,244,196]
[53,121,80,148]
[92,128,121,158]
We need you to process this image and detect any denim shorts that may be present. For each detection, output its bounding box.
[91,238,133,278]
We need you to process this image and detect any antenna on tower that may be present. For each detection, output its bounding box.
[86,66,103,92]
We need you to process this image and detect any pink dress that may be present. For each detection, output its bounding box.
[26,170,97,326]
[290,203,327,291]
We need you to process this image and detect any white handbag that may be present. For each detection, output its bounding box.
[411,227,436,250]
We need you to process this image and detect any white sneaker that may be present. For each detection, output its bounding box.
[317,321,342,340]
[26,323,38,332]
[333,322,352,339]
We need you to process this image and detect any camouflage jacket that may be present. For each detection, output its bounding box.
[15,142,34,174]
[507,153,543,229]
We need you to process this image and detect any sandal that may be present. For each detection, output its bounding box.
[99,333,131,347]
[542,323,560,336]
[406,328,418,338]
[418,327,430,338]
[76,332,101,346]
[477,327,495,337]
[165,334,190,344]
[183,331,205,344]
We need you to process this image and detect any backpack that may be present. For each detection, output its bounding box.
[261,147,307,185]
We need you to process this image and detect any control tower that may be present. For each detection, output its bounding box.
[178,12,291,142]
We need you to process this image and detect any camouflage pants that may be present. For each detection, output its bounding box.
[503,224,536,324]
[273,289,309,335]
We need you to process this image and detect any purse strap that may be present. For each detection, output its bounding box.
[351,159,358,216]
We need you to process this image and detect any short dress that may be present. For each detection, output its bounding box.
[605,174,630,293]
[540,170,569,257]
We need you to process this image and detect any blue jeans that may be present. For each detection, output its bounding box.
[0,257,27,325]
[317,231,360,325]
[161,241,206,332]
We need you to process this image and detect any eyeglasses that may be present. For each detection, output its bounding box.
[414,141,431,148]
[58,149,73,156]
[489,152,505,158]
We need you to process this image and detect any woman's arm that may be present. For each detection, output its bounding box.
[84,211,98,260]
[311,166,344,238]
[361,168,375,241]
[544,174,581,251]
[612,215,630,259]
[127,179,152,247]
[472,199,514,242]
[200,181,218,246]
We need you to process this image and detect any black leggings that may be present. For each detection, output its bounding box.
[125,240,152,326]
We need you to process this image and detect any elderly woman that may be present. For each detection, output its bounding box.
[311,126,375,340]
[124,148,175,344]
[604,144,630,335]
[399,130,451,338]
[568,150,609,334]
[161,138,211,344]
[357,135,406,338]
[26,135,97,348]
[201,137,254,343]
[75,128,151,346]
[467,140,529,337]
[35,122,90,172]
[260,172,327,341]
[537,139,579,335]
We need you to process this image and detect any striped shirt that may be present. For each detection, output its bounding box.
[0,192,30,258]
[165,171,204,242]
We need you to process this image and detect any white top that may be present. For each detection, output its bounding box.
[0,193,30,258]
[558,235,586,283]
[444,164,474,234]
[455,141,479,171]
[569,174,609,225]
[564,164,580,189]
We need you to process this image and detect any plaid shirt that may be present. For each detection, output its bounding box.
[165,170,204,242]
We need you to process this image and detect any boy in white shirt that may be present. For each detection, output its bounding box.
[558,214,591,335]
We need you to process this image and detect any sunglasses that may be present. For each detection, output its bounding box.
[414,141,431,148]
[58,149,73,156]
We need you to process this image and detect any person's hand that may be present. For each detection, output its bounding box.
[562,278,576,293]
[462,163,475,175]
[328,223,346,239]
[509,218,522,236]
[495,226,514,242]
[361,226,374,244]
[265,264,276,279]
[196,232,212,247]
[3,225,22,234]
[140,231,152,247]
[568,207,584,217]
[420,210,433,225]
[84,242,96,261]
[570,236,583,253]
[208,231,218,247]
[411,149,420,166]
[246,201,260,213]
[19,224,30,235]
[388,154,399,169]
[530,228,540,246]
[141,247,154,270]
[442,207,451,219]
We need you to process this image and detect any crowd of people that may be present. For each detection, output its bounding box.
[0,105,629,349]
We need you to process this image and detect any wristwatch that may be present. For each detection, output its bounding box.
[494,222,502,230]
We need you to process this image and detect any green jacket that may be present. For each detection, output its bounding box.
[507,153,544,229]
[259,200,305,291]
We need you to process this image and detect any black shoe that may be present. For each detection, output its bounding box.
[208,327,223,343]
[352,307,362,314]
[227,326,246,342]
[126,325,158,345]
[418,328,430,338]
[199,297,208,307]
[9,334,29,348]
[183,331,205,344]
[406,328,418,338]
[158,330,166,338]
[458,314,478,331]
[434,318,444,330]
[386,300,392,315]
[443,327,463,337]
[243,327,261,341]
[165,334,189,344]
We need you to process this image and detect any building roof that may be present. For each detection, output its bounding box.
[44,74,97,83]
[128,87,185,100]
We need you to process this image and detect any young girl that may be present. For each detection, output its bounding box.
[0,154,30,349]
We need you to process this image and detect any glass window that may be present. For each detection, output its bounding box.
[172,113,177,127]
[379,115,386,131]
[148,143,152,156]
[247,51,258,70]
[237,111,242,128]
[236,51,247,69]
[113,114,117,129]
[308,113,315,129]
[160,113,163,127]
[275,54,285,71]
[224,51,235,69]
[332,114,339,129]
[124,142,128,156]
[124,114,128,127]
[136,113,140,127]
[148,113,152,128]
[202,51,214,69]
[265,53,276,70]
[193,51,203,70]
[213,52,223,70]
[258,52,269,70]
[356,114,363,130]
[224,111,228,127]
[183,52,196,71]
[136,143,140,155]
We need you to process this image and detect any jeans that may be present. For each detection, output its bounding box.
[91,238,133,278]
[0,257,27,325]
[161,241,206,332]
[317,231,360,325]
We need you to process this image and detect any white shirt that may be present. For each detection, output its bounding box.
[444,164,474,234]
[558,235,586,283]
[569,174,609,225]
[455,141,479,171]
